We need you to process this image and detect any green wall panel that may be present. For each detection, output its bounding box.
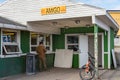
[53,27,105,68]
[61,27,104,34]
[21,31,30,53]
[0,56,26,77]
[104,31,108,52]
[0,29,1,54]
[35,54,55,71]
[46,54,55,68]
[52,34,65,51]
[104,54,108,69]
[61,27,94,34]
[110,28,114,50]
[72,54,79,68]
[110,28,115,68]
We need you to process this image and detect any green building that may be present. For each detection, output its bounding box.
[0,0,119,77]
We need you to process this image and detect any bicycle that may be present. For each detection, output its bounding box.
[79,52,95,80]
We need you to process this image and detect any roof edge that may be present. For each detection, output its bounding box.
[106,12,119,30]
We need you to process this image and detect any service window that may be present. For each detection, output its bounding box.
[44,34,51,51]
[31,33,38,52]
[30,32,52,53]
[2,30,21,55]
[66,35,79,51]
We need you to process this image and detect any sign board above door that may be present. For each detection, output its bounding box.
[41,5,66,15]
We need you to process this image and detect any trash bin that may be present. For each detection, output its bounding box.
[26,53,35,75]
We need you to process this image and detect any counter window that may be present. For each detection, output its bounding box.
[2,30,21,55]
[30,33,52,53]
[66,35,79,51]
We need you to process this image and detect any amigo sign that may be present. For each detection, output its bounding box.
[41,5,66,15]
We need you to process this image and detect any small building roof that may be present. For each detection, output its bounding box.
[0,16,27,30]
[0,0,119,32]
[0,16,26,26]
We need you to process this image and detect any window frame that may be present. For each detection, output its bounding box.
[1,29,22,57]
[65,34,79,52]
[30,32,52,53]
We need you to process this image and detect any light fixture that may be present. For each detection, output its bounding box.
[52,22,58,25]
[75,20,80,24]
[64,26,69,29]
[86,24,90,28]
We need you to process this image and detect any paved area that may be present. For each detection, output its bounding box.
[0,68,120,80]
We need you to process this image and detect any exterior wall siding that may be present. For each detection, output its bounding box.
[72,54,79,68]
[0,29,2,55]
[104,31,108,69]
[53,27,105,68]
[0,30,30,77]
[110,28,115,68]
[20,31,30,53]
[46,54,55,68]
[104,54,108,69]
[0,27,111,77]
[0,56,26,77]
[0,30,55,78]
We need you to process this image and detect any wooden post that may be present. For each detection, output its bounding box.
[94,24,99,79]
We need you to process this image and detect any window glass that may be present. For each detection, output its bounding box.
[2,31,17,42]
[31,47,37,52]
[45,35,50,45]
[68,45,78,51]
[31,33,38,45]
[67,36,78,44]
[30,33,52,52]
[39,34,44,43]
[2,30,21,55]
[66,35,79,51]
[5,45,19,52]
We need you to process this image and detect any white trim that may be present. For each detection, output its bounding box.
[30,32,38,53]
[92,15,96,24]
[0,29,22,58]
[0,23,27,30]
[30,32,32,53]
[50,35,53,51]
[102,33,104,68]
[65,33,104,68]
[106,13,119,30]
[18,31,22,53]
[95,17,109,31]
[108,28,111,69]
[0,29,2,57]
[65,34,67,49]
[30,32,53,53]
[0,53,27,58]
[65,34,79,50]
[104,52,108,54]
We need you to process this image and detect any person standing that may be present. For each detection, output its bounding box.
[36,42,47,71]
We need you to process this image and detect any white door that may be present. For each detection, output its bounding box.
[79,35,88,68]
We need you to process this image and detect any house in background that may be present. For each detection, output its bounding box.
[108,10,120,52]
[108,10,120,66]
[0,0,119,77]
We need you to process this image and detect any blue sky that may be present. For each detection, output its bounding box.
[76,0,120,10]
[0,0,5,3]
[0,0,120,10]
